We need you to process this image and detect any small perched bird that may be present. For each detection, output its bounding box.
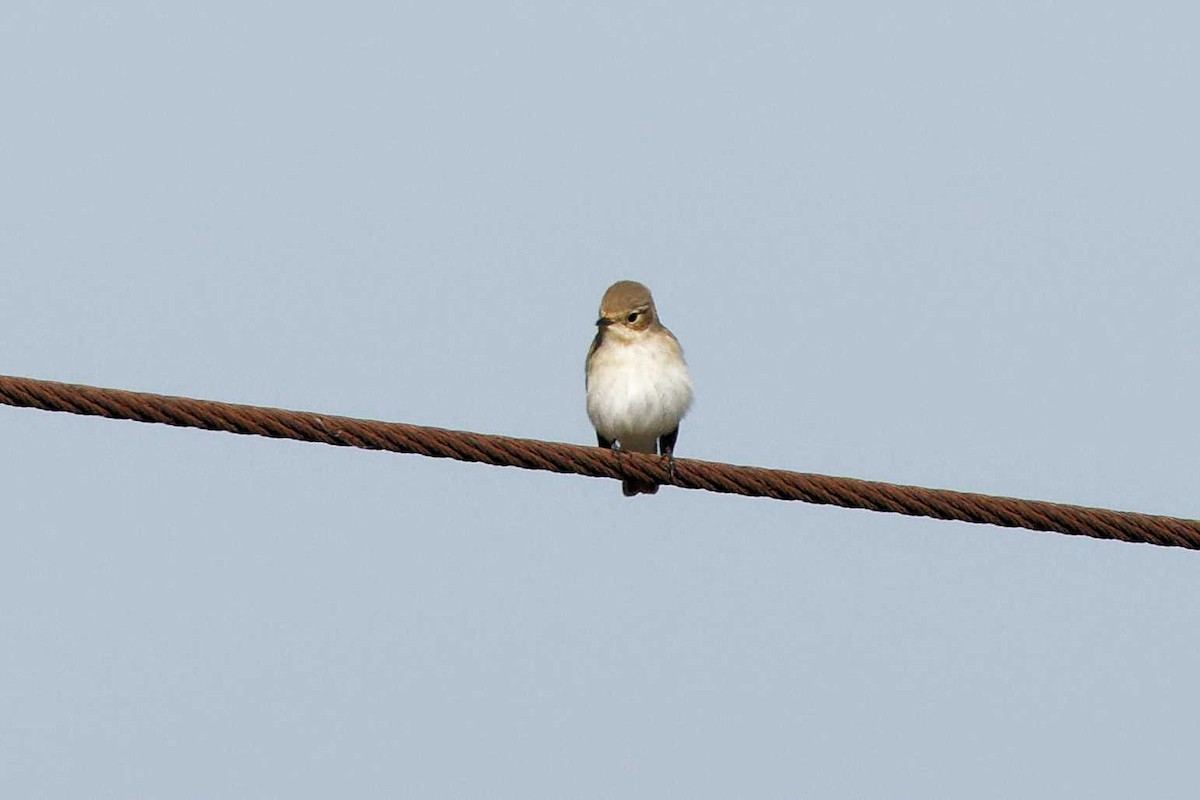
[586,280,693,496]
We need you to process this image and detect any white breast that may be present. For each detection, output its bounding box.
[586,333,693,451]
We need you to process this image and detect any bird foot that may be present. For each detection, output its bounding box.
[661,451,678,484]
[610,441,625,472]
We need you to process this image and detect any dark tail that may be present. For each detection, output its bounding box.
[622,479,659,497]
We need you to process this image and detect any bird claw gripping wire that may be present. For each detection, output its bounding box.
[662,452,678,484]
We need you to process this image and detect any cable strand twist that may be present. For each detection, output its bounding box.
[1,374,1196,550]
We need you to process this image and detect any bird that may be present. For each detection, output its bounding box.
[585,280,693,496]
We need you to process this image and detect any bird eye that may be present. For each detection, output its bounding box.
[626,312,640,323]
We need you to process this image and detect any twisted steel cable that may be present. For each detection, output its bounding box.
[2,373,1197,550]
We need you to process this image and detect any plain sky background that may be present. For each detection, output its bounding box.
[2,2,1199,797]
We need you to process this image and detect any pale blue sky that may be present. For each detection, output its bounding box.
[3,2,1199,797]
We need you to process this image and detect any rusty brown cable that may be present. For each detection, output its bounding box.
[1,373,1197,551]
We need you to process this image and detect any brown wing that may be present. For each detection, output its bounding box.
[661,325,683,356]
[584,329,604,389]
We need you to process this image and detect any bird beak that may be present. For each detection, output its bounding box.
[595,317,612,327]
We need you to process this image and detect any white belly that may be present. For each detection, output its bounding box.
[586,336,693,452]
